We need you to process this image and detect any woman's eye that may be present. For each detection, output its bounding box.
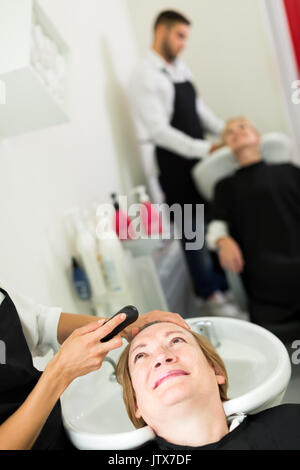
[171,337,186,345]
[134,353,145,362]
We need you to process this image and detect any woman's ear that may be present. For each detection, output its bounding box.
[211,363,226,385]
[216,373,226,385]
[135,406,142,419]
[133,392,142,419]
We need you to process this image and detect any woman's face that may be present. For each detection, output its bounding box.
[223,119,260,152]
[128,323,225,428]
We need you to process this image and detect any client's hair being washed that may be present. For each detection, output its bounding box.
[116,321,229,429]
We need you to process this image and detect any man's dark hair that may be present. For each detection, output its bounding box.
[153,10,191,31]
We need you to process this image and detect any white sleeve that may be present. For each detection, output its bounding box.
[129,71,212,159]
[206,220,230,250]
[196,98,225,136]
[7,287,62,356]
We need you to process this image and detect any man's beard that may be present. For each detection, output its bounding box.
[161,38,177,62]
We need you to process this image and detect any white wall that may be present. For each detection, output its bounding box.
[0,0,144,311]
[125,0,290,135]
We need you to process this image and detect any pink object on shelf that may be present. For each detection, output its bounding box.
[131,186,163,237]
[111,193,134,240]
[140,201,163,236]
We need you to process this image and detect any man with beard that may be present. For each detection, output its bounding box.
[128,10,241,317]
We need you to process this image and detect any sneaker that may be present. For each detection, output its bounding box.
[223,290,236,303]
[204,292,250,321]
[216,303,250,321]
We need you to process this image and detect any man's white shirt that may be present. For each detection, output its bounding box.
[128,49,225,179]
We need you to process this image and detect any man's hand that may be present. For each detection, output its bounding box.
[209,142,226,154]
[121,310,190,342]
[217,236,245,273]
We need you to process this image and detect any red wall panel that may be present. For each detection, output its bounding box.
[283,0,300,71]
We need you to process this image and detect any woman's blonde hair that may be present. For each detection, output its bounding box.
[116,322,229,429]
[221,116,260,144]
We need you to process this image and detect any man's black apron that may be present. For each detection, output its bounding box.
[0,287,72,449]
[156,80,207,209]
[155,79,227,297]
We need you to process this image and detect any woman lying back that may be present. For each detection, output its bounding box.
[116,321,300,450]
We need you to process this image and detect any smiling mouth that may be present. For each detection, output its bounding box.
[154,370,190,390]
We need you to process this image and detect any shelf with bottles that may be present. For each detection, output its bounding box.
[110,188,165,257]
[63,204,169,317]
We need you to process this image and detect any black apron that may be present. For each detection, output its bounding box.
[156,80,207,209]
[0,287,72,450]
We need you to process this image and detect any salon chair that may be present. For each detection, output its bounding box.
[192,132,300,345]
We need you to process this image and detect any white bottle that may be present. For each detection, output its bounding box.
[70,209,108,314]
[95,209,132,311]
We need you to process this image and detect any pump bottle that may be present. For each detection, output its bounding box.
[110,193,133,240]
[70,208,108,314]
[71,257,91,301]
[96,209,133,311]
[131,185,163,237]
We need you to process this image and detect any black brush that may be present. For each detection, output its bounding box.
[100,305,139,342]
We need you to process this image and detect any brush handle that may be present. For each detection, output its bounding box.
[100,305,139,342]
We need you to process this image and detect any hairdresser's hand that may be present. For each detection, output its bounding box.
[217,236,244,273]
[121,310,190,341]
[46,314,125,389]
[209,142,225,154]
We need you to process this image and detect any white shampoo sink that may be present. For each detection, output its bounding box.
[61,316,291,449]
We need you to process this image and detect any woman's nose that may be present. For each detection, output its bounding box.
[154,350,176,368]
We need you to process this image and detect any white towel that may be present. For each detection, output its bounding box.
[227,412,247,432]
